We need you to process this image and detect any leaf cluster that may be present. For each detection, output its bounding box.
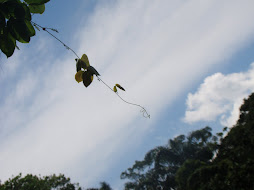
[0,0,50,57]
[75,54,100,87]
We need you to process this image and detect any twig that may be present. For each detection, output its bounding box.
[31,21,80,59]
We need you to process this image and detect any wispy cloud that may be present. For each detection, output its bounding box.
[184,63,254,127]
[1,0,254,188]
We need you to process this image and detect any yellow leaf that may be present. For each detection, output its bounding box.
[113,86,117,92]
[75,70,84,83]
[81,54,90,67]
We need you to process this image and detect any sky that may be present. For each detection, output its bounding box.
[1,0,254,189]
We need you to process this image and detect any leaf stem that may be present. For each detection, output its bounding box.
[96,76,150,118]
[31,21,80,59]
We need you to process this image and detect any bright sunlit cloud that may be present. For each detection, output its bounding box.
[184,63,254,127]
[1,0,254,188]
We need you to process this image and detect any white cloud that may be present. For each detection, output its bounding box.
[1,0,254,188]
[184,63,254,127]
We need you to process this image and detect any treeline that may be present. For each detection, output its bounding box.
[121,93,254,190]
[1,93,254,189]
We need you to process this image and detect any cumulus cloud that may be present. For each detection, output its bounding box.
[184,63,254,127]
[1,0,254,188]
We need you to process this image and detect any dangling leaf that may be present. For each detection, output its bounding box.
[113,86,117,92]
[81,54,90,67]
[82,71,93,87]
[87,66,100,76]
[75,70,84,83]
[116,84,125,91]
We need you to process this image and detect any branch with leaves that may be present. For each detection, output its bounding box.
[0,0,50,57]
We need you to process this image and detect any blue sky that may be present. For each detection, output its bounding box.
[1,0,254,189]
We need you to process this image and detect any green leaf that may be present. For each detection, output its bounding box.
[28,4,45,14]
[25,20,35,36]
[0,0,18,19]
[0,12,6,31]
[0,28,16,57]
[24,0,50,5]
[8,18,31,43]
[87,66,100,76]
[14,2,26,18]
[82,71,93,87]
[22,3,32,21]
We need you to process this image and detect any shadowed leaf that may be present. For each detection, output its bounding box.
[88,66,100,76]
[82,71,93,87]
[116,84,125,91]
[0,28,16,57]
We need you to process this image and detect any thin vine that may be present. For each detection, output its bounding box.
[32,21,150,118]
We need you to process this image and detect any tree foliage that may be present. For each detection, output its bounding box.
[0,0,50,58]
[121,92,254,190]
[186,93,254,190]
[121,126,219,189]
[0,174,113,190]
[0,173,82,190]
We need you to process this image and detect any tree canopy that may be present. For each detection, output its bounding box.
[0,174,113,190]
[121,92,254,190]
[120,126,219,189]
[0,173,82,190]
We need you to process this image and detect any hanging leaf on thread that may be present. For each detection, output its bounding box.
[81,54,90,68]
[116,84,125,91]
[87,66,100,76]
[82,70,93,87]
[74,54,99,87]
[75,70,84,83]
[113,86,117,93]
